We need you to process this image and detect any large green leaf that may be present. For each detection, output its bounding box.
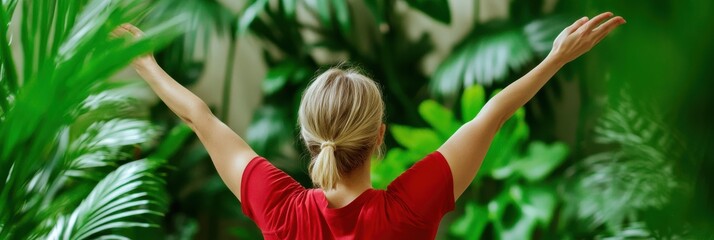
[245,105,292,158]
[66,119,159,177]
[431,17,565,98]
[262,60,298,95]
[450,202,489,239]
[515,185,557,225]
[432,28,533,98]
[371,148,422,189]
[46,159,167,240]
[492,141,568,181]
[461,85,486,122]
[418,100,460,137]
[0,0,182,238]
[390,125,442,156]
[404,0,451,24]
[478,107,529,177]
[516,142,568,182]
[237,0,269,35]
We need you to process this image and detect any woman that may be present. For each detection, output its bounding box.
[116,12,624,239]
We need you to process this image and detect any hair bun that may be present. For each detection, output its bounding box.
[321,141,336,150]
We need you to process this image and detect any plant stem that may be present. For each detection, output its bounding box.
[220,36,238,122]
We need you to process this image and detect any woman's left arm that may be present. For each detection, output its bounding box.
[439,12,626,200]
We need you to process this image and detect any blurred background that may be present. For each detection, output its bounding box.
[0,0,712,239]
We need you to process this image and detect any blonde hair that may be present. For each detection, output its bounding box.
[298,68,385,190]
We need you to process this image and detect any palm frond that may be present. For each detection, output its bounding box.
[569,92,682,230]
[430,17,567,99]
[66,119,159,178]
[46,158,168,240]
[78,82,147,121]
[0,0,184,238]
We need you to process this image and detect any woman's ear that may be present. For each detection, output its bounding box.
[377,123,386,146]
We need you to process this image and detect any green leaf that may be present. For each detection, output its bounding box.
[461,85,486,122]
[501,212,537,240]
[47,159,167,239]
[418,100,461,137]
[150,123,193,160]
[524,17,569,56]
[331,0,351,37]
[237,0,269,35]
[431,28,534,98]
[280,0,296,20]
[371,148,421,189]
[0,0,179,238]
[315,0,331,28]
[517,185,557,225]
[390,125,441,156]
[450,202,489,239]
[262,60,298,95]
[246,105,292,157]
[404,0,451,24]
[516,141,568,182]
[66,119,159,176]
[480,107,529,177]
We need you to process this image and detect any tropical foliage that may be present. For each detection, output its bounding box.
[4,0,713,239]
[0,0,184,239]
[431,0,567,99]
[372,85,569,239]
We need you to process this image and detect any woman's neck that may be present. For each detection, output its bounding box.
[322,161,372,208]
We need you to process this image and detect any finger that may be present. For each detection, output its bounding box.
[579,12,614,34]
[120,23,143,37]
[109,28,128,38]
[592,16,625,41]
[566,16,589,34]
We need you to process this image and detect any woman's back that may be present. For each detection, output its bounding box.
[241,152,454,240]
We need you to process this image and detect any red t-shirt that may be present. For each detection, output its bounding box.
[240,151,455,240]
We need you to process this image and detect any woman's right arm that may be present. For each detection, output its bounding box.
[438,12,625,200]
[116,24,257,201]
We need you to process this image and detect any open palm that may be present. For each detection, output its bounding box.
[549,12,626,64]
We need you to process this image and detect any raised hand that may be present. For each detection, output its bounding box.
[111,24,157,68]
[548,12,626,64]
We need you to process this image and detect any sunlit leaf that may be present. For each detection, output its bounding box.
[315,0,331,28]
[461,85,486,122]
[237,0,269,35]
[67,119,159,176]
[517,142,568,181]
[418,100,460,137]
[431,17,567,98]
[47,159,167,240]
[371,148,421,189]
[281,0,296,20]
[517,185,557,224]
[450,202,489,239]
[390,125,441,156]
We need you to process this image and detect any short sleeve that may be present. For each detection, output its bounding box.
[387,151,455,222]
[240,157,305,228]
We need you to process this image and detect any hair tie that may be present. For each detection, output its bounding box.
[321,141,336,150]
